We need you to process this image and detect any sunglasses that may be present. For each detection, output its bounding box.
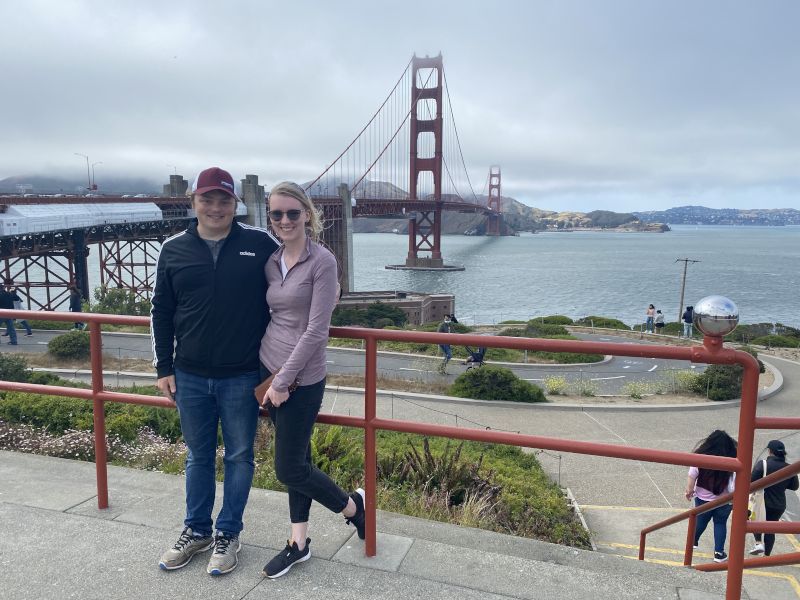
[268,209,304,221]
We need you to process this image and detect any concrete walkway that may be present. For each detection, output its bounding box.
[0,450,733,600]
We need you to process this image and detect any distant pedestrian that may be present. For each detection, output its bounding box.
[68,285,85,330]
[449,314,459,324]
[645,304,655,333]
[654,310,665,334]
[685,429,738,563]
[9,287,32,336]
[0,284,18,345]
[682,305,694,337]
[438,314,452,374]
[749,440,799,556]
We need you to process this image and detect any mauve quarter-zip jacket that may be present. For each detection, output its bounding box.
[259,238,338,392]
[151,220,280,379]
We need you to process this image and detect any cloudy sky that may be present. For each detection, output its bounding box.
[2,0,798,212]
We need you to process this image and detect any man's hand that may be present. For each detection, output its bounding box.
[265,385,290,407]
[157,375,177,406]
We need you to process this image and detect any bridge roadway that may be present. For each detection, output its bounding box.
[2,331,799,596]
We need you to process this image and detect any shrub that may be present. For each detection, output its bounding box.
[331,302,408,328]
[574,316,629,330]
[544,376,569,395]
[672,370,700,393]
[26,319,73,331]
[48,330,90,359]
[621,381,654,399]
[525,323,570,337]
[449,366,546,403]
[750,335,799,348]
[691,365,743,401]
[571,379,599,397]
[92,286,151,316]
[529,315,573,326]
[0,353,29,383]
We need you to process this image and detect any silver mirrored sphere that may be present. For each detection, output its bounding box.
[693,295,739,337]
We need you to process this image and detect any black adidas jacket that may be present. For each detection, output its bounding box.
[151,220,279,378]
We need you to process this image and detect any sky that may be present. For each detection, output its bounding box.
[2,0,799,213]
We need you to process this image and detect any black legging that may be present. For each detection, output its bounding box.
[754,505,785,556]
[261,365,349,523]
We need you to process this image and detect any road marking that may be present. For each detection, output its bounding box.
[598,542,800,597]
[582,505,683,513]
[590,375,626,381]
[399,367,428,373]
[326,360,334,364]
[648,365,658,372]
[523,378,544,381]
[622,365,631,369]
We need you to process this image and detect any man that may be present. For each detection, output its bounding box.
[151,167,279,576]
[0,283,18,345]
[682,305,694,338]
[9,286,32,336]
[437,314,452,374]
[68,285,85,330]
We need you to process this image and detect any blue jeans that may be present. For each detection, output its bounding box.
[439,344,452,361]
[694,498,732,553]
[683,322,693,337]
[2,319,17,344]
[645,316,654,333]
[174,367,260,536]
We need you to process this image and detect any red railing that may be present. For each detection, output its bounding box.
[0,309,775,600]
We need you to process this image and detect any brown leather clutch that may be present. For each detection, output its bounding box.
[254,372,299,403]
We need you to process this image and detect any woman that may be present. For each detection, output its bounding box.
[654,310,665,334]
[645,304,655,333]
[685,429,738,562]
[258,181,365,579]
[749,439,799,556]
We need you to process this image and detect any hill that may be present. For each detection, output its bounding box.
[634,205,800,226]
[0,175,162,196]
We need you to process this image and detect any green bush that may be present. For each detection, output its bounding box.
[331,302,408,328]
[449,366,546,403]
[26,319,73,331]
[0,353,29,383]
[691,365,743,401]
[525,323,571,337]
[750,335,799,348]
[48,330,90,359]
[92,286,151,316]
[574,316,629,330]
[529,315,573,326]
[0,391,181,442]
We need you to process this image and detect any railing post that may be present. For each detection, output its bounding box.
[638,531,647,560]
[364,334,378,557]
[724,355,760,599]
[685,514,697,566]
[89,321,109,509]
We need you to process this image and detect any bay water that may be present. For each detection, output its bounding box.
[353,226,800,328]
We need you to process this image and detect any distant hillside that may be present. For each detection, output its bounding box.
[0,175,161,195]
[634,205,800,226]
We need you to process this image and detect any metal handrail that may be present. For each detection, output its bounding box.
[639,460,800,565]
[0,309,766,600]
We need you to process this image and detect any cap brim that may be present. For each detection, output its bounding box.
[194,185,240,201]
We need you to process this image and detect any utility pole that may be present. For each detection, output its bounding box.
[676,258,700,322]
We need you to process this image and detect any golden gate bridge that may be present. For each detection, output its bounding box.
[0,54,510,310]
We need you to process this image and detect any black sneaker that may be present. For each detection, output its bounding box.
[263,538,311,579]
[345,488,366,540]
[713,551,728,563]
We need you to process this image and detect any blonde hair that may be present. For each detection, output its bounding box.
[268,181,323,242]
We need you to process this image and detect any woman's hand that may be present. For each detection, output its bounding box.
[265,385,290,407]
[684,489,695,501]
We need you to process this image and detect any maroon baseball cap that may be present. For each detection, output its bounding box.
[191,167,240,201]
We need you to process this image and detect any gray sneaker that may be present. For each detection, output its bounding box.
[207,532,241,576]
[159,527,213,570]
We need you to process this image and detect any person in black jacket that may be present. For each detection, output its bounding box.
[68,285,85,330]
[151,167,279,576]
[749,439,799,556]
[0,284,17,345]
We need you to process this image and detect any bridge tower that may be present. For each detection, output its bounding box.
[406,54,444,268]
[486,165,503,236]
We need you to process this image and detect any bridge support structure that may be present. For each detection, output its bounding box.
[405,54,444,269]
[486,165,503,236]
[98,240,160,302]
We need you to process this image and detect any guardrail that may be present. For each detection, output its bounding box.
[0,309,770,600]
